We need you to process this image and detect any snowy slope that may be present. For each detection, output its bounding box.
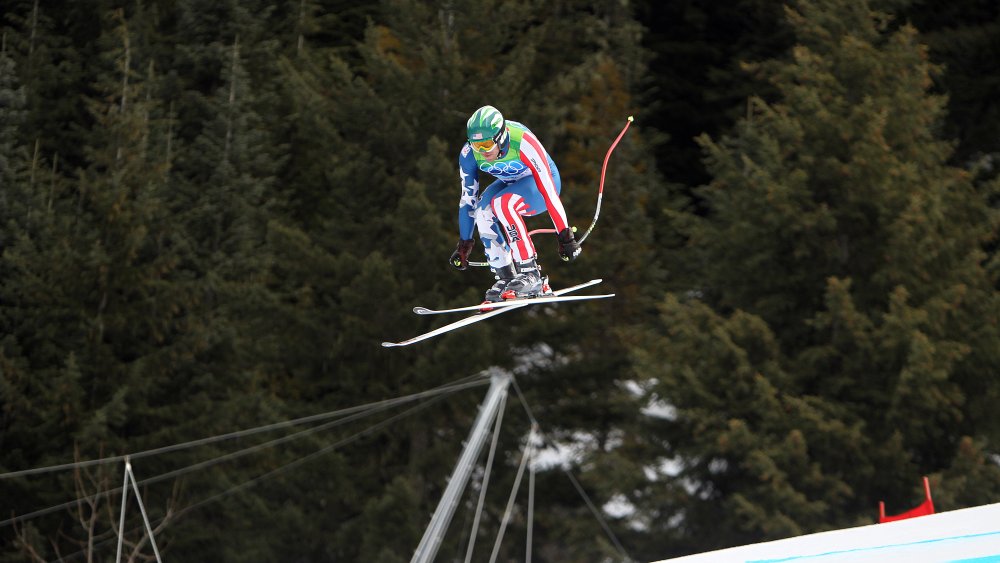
[653,503,1000,563]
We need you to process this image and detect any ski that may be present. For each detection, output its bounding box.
[382,279,606,348]
[413,292,614,315]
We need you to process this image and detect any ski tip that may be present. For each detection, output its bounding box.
[413,307,432,315]
[381,342,398,348]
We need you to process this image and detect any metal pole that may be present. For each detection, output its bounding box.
[463,391,507,563]
[116,457,130,563]
[526,426,537,563]
[126,462,164,563]
[412,371,512,563]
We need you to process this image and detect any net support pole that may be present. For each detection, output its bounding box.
[411,371,512,563]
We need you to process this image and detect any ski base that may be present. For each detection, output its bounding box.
[414,292,613,316]
[382,279,607,348]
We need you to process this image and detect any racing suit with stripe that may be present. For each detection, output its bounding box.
[457,120,569,270]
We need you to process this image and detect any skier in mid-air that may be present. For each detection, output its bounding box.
[449,105,581,303]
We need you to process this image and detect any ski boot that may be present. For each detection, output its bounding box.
[482,264,517,306]
[501,258,551,300]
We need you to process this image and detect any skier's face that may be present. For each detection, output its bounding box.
[481,144,500,161]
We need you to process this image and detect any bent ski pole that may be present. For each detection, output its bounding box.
[579,115,632,244]
[467,115,633,267]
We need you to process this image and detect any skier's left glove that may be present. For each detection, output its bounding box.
[557,228,581,261]
[450,239,475,270]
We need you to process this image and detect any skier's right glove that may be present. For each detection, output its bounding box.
[449,239,475,270]
[557,228,581,261]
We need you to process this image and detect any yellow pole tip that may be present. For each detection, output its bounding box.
[627,116,634,122]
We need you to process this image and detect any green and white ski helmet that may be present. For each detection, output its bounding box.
[466,105,509,154]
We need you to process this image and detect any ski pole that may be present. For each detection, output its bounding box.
[578,115,632,244]
[468,115,633,267]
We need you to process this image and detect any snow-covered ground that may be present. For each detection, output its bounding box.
[653,503,1000,563]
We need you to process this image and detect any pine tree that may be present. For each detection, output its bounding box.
[627,0,1000,556]
[634,0,793,188]
[0,7,193,559]
[269,2,663,559]
[0,40,29,221]
[2,0,95,168]
[896,0,1000,172]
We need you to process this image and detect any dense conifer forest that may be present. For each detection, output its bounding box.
[2,1,999,561]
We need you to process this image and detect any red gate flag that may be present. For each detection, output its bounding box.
[878,476,935,523]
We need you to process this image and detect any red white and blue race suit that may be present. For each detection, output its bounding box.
[457,121,569,269]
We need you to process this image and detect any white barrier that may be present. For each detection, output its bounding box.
[653,503,1000,563]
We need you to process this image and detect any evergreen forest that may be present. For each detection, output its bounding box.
[2,0,1000,561]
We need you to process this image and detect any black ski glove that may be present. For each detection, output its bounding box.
[557,228,581,261]
[449,239,475,270]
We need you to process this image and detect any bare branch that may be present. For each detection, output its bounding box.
[12,516,48,563]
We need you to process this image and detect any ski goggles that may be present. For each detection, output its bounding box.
[469,138,498,153]
[469,125,508,154]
